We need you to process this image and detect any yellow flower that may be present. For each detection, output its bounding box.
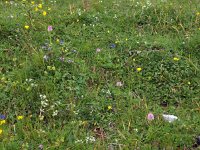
[52,66,55,70]
[17,116,24,120]
[0,120,6,125]
[0,129,3,134]
[196,12,200,16]
[47,66,51,70]
[56,39,60,43]
[43,11,47,16]
[108,106,112,110]
[173,57,180,61]
[38,4,42,9]
[136,67,142,72]
[35,7,38,11]
[31,1,35,4]
[24,25,30,30]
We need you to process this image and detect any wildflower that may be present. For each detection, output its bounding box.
[38,144,43,150]
[43,11,47,16]
[0,120,6,125]
[47,25,53,32]
[51,66,55,70]
[47,66,51,70]
[96,48,101,53]
[59,57,65,62]
[0,115,6,120]
[56,39,60,43]
[67,59,73,63]
[110,43,116,48]
[86,136,96,143]
[162,114,178,123]
[35,7,38,11]
[39,94,47,99]
[71,49,77,53]
[47,47,52,51]
[43,55,49,61]
[196,12,200,16]
[52,110,58,116]
[147,113,154,121]
[136,67,142,72]
[31,1,35,4]
[13,58,17,61]
[116,81,123,87]
[115,40,119,43]
[24,25,30,30]
[17,116,24,120]
[38,4,42,9]
[0,129,2,134]
[59,40,65,45]
[39,115,44,120]
[75,139,84,144]
[108,105,112,110]
[134,128,138,132]
[173,57,180,61]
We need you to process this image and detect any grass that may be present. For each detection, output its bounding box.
[0,0,200,149]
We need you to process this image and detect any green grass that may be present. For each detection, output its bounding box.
[0,0,200,149]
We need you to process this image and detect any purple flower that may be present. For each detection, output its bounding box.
[60,40,64,45]
[48,26,53,32]
[147,113,154,121]
[0,114,6,120]
[47,47,52,51]
[110,43,116,48]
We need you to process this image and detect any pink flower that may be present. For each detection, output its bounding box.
[147,113,154,121]
[48,25,53,32]
[38,144,43,149]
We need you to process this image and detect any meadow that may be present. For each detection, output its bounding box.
[0,0,200,149]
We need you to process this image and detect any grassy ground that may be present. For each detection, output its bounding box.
[0,0,200,149]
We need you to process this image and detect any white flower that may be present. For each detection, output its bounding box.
[162,114,178,123]
[75,139,84,144]
[52,110,58,116]
[41,101,48,107]
[39,115,44,120]
[43,95,47,99]
[86,136,96,143]
[116,81,123,87]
